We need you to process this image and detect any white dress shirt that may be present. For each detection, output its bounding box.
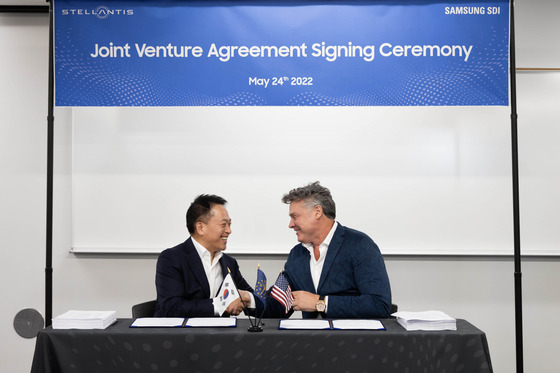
[302,221,338,312]
[192,237,223,314]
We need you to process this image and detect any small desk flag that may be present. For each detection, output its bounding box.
[255,267,267,304]
[271,272,294,314]
[214,273,239,316]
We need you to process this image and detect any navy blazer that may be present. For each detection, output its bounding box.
[261,223,392,319]
[154,238,254,317]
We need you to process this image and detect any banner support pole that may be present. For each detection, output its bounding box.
[45,0,54,327]
[508,0,523,372]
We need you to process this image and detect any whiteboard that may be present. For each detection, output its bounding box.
[70,104,538,256]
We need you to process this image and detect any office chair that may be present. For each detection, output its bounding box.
[132,300,156,318]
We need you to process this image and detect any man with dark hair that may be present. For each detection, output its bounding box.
[265,181,392,319]
[154,194,254,317]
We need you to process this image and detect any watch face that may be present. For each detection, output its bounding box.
[316,301,326,313]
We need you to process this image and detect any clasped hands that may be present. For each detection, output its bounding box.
[224,290,320,316]
[224,290,253,316]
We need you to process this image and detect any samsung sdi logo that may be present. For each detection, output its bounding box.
[61,5,134,19]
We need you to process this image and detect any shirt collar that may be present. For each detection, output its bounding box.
[302,221,338,252]
[192,237,223,266]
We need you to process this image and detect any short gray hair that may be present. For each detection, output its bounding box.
[282,181,336,220]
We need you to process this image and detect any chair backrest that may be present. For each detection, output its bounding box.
[132,300,156,318]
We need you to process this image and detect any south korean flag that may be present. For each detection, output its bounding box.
[214,273,239,316]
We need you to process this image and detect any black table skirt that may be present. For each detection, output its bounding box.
[31,318,492,373]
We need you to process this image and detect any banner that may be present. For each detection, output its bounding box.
[54,0,510,106]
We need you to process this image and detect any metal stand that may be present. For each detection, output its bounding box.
[45,0,55,327]
[508,1,523,372]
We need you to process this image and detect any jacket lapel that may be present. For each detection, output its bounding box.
[298,248,315,292]
[317,224,344,293]
[219,257,229,277]
[218,257,234,297]
[184,238,211,298]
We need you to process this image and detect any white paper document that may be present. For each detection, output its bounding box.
[279,319,331,330]
[130,317,185,327]
[52,310,117,329]
[331,319,385,330]
[185,317,237,328]
[392,310,457,331]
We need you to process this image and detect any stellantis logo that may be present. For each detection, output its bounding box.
[61,5,134,19]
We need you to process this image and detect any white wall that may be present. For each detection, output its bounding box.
[1,1,560,372]
[0,10,49,373]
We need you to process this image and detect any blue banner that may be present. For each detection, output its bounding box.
[54,0,510,106]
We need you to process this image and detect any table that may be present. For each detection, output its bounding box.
[31,318,492,373]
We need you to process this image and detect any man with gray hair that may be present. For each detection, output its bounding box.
[263,181,392,319]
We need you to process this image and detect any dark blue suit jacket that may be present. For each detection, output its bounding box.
[154,238,254,317]
[261,223,391,319]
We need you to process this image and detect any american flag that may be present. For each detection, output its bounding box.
[271,272,294,314]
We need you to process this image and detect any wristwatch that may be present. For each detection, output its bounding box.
[315,295,326,313]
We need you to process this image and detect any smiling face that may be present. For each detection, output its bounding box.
[195,204,232,257]
[288,200,321,245]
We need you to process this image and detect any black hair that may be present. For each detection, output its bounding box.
[186,194,227,234]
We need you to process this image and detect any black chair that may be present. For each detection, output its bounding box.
[132,300,156,318]
[390,303,398,315]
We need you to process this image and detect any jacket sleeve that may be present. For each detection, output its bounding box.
[325,236,392,319]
